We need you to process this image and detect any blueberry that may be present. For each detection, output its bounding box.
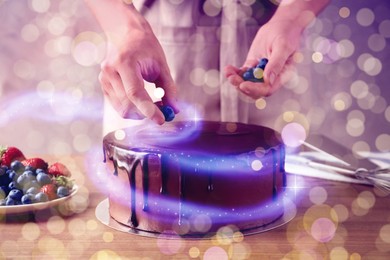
[17,171,36,187]
[8,181,18,190]
[7,170,17,181]
[256,58,268,69]
[26,186,39,195]
[24,166,34,173]
[35,192,49,203]
[8,189,23,201]
[23,170,35,178]
[36,168,45,175]
[36,172,52,186]
[243,69,252,81]
[23,180,40,193]
[160,105,175,122]
[0,168,11,186]
[21,194,35,204]
[0,167,6,176]
[10,161,24,173]
[57,186,70,198]
[5,197,17,206]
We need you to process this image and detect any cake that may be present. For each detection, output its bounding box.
[102,120,286,236]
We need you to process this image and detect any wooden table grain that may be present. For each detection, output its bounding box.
[1,155,389,259]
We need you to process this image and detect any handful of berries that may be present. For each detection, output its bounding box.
[0,146,74,206]
[242,58,269,82]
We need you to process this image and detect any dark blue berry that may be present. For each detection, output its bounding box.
[0,167,6,176]
[36,168,45,175]
[243,70,254,81]
[36,172,52,186]
[0,168,11,187]
[23,180,40,193]
[57,186,70,198]
[10,160,24,173]
[256,58,269,69]
[8,181,18,190]
[160,105,175,122]
[35,192,49,203]
[24,166,34,172]
[9,189,23,201]
[21,194,35,204]
[26,186,39,195]
[7,170,17,181]
[5,197,17,206]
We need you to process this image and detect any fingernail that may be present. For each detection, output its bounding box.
[269,72,276,86]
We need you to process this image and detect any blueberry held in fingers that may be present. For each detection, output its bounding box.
[159,105,175,122]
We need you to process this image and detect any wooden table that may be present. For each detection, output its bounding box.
[1,155,389,259]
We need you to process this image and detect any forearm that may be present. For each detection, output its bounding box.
[84,0,150,41]
[269,0,330,31]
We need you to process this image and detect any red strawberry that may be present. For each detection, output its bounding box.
[40,184,57,200]
[22,158,48,170]
[0,146,26,167]
[48,162,71,177]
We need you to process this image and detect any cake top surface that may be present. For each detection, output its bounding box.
[104,121,283,155]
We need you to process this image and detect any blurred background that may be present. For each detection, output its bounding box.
[0,0,389,157]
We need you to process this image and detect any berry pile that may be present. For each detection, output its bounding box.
[0,146,73,206]
[242,58,269,82]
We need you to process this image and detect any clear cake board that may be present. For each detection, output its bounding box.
[95,198,296,239]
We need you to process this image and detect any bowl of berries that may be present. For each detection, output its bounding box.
[0,146,77,214]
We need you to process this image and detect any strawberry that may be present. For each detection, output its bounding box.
[22,158,48,170]
[0,146,26,167]
[47,162,71,177]
[40,184,57,200]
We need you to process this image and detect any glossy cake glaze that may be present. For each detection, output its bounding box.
[103,121,286,235]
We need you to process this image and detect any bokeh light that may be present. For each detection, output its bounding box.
[356,8,375,27]
[281,122,307,148]
[204,246,228,260]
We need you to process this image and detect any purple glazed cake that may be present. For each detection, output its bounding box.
[103,121,286,235]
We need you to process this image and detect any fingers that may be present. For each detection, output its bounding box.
[118,64,166,125]
[100,61,166,124]
[264,39,293,86]
[225,64,271,99]
[99,71,144,119]
[154,65,180,114]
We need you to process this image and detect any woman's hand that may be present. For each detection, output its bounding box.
[225,19,302,99]
[85,1,178,124]
[100,27,178,124]
[225,0,330,100]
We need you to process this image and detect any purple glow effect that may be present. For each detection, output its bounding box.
[0,91,103,126]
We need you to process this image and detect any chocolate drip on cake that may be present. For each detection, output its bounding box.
[160,154,169,195]
[272,149,277,201]
[142,155,150,212]
[129,158,140,227]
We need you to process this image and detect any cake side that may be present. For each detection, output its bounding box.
[102,121,286,235]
